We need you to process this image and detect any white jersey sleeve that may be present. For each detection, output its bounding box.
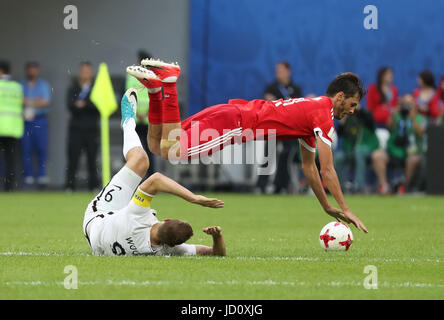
[168,244,197,256]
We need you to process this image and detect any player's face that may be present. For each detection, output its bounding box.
[79,65,93,82]
[336,93,360,119]
[26,66,40,80]
[275,64,291,84]
[383,69,394,85]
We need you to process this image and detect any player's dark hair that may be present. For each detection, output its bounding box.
[376,66,392,103]
[25,61,40,69]
[419,70,436,89]
[326,72,365,100]
[277,61,291,70]
[157,219,193,247]
[80,61,92,67]
[0,60,10,74]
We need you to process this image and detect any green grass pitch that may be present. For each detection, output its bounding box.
[1,192,443,299]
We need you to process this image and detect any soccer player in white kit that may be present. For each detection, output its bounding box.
[82,88,226,257]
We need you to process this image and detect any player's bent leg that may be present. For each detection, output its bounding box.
[126,66,164,156]
[160,139,181,160]
[85,88,149,224]
[148,123,162,156]
[83,165,144,233]
[160,122,181,160]
[125,147,149,178]
[121,88,150,175]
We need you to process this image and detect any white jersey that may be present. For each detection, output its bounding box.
[87,207,196,257]
[83,166,196,257]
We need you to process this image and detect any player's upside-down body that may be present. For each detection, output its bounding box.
[127,59,368,233]
[83,88,226,257]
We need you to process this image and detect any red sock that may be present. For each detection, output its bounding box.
[162,83,181,123]
[148,90,163,124]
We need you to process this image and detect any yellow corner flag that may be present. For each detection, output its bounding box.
[90,63,118,187]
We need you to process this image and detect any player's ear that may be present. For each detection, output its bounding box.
[337,91,345,102]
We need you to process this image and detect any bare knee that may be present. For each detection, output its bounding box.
[160,139,180,160]
[148,124,162,156]
[126,148,149,177]
[407,154,421,167]
[160,146,172,160]
[148,137,161,156]
[372,149,387,164]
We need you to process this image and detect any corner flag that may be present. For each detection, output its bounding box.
[90,63,118,187]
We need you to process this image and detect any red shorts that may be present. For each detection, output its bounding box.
[180,104,244,159]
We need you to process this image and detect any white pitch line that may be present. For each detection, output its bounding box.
[3,280,444,289]
[232,256,444,263]
[0,252,90,257]
[1,252,443,263]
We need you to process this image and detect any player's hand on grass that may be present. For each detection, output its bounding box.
[343,209,368,233]
[325,206,368,233]
[202,226,223,237]
[192,195,224,209]
[325,206,348,222]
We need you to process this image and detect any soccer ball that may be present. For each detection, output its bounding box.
[319,222,353,251]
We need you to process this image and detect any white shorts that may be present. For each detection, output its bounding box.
[83,166,143,236]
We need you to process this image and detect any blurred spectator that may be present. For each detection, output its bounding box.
[0,61,23,191]
[438,76,444,125]
[367,67,398,150]
[263,62,302,101]
[21,62,51,189]
[335,108,379,193]
[65,62,99,191]
[125,50,155,178]
[371,95,426,194]
[413,70,441,124]
[256,61,302,194]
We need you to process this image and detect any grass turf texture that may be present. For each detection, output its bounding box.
[1,192,443,299]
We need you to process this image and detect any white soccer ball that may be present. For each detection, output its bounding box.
[319,221,354,251]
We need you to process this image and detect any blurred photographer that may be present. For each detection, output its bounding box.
[335,107,379,193]
[256,61,302,194]
[413,70,440,124]
[372,94,426,194]
[65,62,100,191]
[437,76,444,125]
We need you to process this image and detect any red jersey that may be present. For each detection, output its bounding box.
[180,96,334,158]
[366,84,398,126]
[230,96,335,152]
[413,88,441,120]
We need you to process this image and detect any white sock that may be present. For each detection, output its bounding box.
[122,118,142,159]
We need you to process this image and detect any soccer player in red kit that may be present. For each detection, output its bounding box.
[127,60,368,233]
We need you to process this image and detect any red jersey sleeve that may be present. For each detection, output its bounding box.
[299,97,335,152]
[311,97,335,147]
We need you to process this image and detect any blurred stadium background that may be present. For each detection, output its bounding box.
[1,0,444,195]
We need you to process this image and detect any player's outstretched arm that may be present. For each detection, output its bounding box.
[299,142,335,213]
[195,226,226,256]
[316,137,368,233]
[140,172,224,209]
